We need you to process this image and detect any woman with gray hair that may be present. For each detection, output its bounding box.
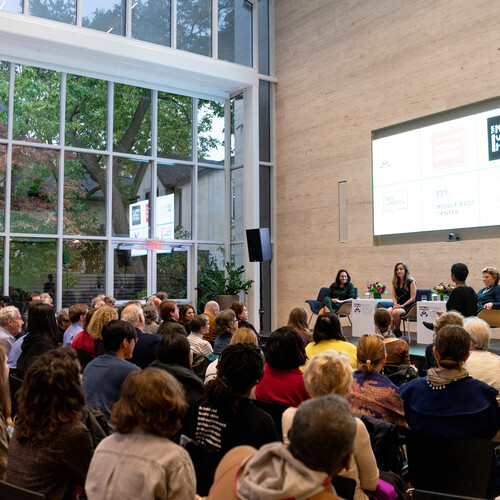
[212,309,238,355]
[464,317,500,403]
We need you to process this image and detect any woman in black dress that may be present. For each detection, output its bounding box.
[388,261,416,336]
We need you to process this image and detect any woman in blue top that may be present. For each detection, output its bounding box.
[477,266,500,313]
[318,269,356,315]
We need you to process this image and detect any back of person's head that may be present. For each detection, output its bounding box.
[230,327,258,346]
[313,312,345,343]
[143,304,159,325]
[288,395,356,476]
[230,301,245,318]
[374,308,392,336]
[121,304,143,327]
[156,332,191,369]
[434,324,470,369]
[125,300,142,308]
[68,304,88,323]
[204,300,219,314]
[451,262,468,281]
[215,309,237,334]
[155,291,168,302]
[464,317,491,350]
[0,345,11,421]
[16,348,85,444]
[433,310,464,334]
[111,368,187,438]
[28,302,58,345]
[101,319,137,352]
[203,343,263,418]
[57,308,70,328]
[87,305,118,339]
[104,296,116,306]
[303,350,352,397]
[356,334,385,372]
[287,307,308,331]
[264,327,307,370]
[159,300,177,320]
[189,314,208,333]
[82,308,97,331]
[0,305,20,327]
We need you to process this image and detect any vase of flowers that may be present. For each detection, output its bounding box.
[368,282,387,299]
[432,283,455,301]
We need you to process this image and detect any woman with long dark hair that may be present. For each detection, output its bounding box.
[388,261,416,336]
[318,269,356,315]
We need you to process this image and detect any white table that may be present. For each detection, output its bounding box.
[416,300,447,344]
[351,298,388,337]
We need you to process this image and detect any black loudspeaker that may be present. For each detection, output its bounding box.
[246,228,272,262]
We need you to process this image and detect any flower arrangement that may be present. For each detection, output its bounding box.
[432,283,455,297]
[367,282,387,295]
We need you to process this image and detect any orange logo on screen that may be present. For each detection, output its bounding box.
[432,127,465,168]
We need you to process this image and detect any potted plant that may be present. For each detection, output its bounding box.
[367,281,387,299]
[432,283,455,301]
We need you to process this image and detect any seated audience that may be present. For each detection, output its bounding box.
[0,305,23,355]
[388,262,416,337]
[71,308,97,369]
[477,266,500,312]
[90,295,105,309]
[254,326,310,407]
[230,301,259,338]
[287,306,313,347]
[346,334,406,427]
[202,300,220,344]
[143,303,160,334]
[187,314,214,356]
[179,304,196,334]
[0,345,11,479]
[283,350,380,500]
[121,304,161,369]
[463,317,500,404]
[57,307,71,343]
[151,332,204,411]
[86,305,119,356]
[207,395,356,500]
[63,303,88,347]
[318,269,356,316]
[85,368,196,500]
[158,300,187,338]
[6,348,93,499]
[304,312,357,369]
[17,302,58,378]
[374,308,410,365]
[213,309,239,355]
[205,327,258,384]
[103,296,116,307]
[82,320,140,425]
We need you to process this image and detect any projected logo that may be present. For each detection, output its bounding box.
[432,127,465,169]
[487,115,500,161]
[382,189,408,212]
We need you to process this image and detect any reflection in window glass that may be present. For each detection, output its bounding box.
[156,162,192,240]
[230,94,244,165]
[177,0,211,56]
[259,80,270,162]
[113,159,151,238]
[198,99,224,164]
[1,1,22,13]
[66,75,107,150]
[258,0,270,75]
[157,249,187,299]
[62,240,106,307]
[230,242,244,269]
[260,165,271,229]
[157,92,192,160]
[0,62,9,139]
[132,0,171,47]
[114,84,151,156]
[64,152,106,236]
[198,167,224,242]
[82,0,125,35]
[11,146,58,234]
[197,244,224,309]
[29,0,76,24]
[230,167,243,242]
[10,237,56,303]
[218,0,252,66]
[0,146,6,231]
[14,65,60,144]
[114,246,147,300]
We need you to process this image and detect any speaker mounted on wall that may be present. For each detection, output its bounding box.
[246,228,272,262]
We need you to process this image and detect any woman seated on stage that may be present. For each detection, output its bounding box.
[374,308,410,365]
[477,266,500,313]
[318,269,356,315]
[388,262,416,337]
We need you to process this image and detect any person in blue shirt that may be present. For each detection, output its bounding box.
[477,266,500,313]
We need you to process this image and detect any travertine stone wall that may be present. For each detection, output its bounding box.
[274,0,500,327]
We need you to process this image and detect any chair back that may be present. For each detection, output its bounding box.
[416,289,432,301]
[405,431,495,498]
[252,399,289,439]
[477,308,500,327]
[331,476,356,500]
[305,287,330,321]
[0,480,45,499]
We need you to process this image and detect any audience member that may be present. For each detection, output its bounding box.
[71,308,97,369]
[85,368,195,500]
[39,293,53,305]
[255,326,310,407]
[158,300,187,337]
[0,296,11,308]
[90,295,105,309]
[179,304,196,334]
[230,301,259,337]
[143,303,160,334]
[346,334,406,427]
[207,395,356,500]
[121,304,161,369]
[463,317,500,403]
[103,296,116,307]
[86,305,119,356]
[318,269,356,315]
[305,312,357,369]
[202,300,220,343]
[287,306,313,346]
[0,345,10,479]
[0,305,23,355]
[63,303,88,347]
[6,348,93,499]
[82,320,140,425]
[146,294,162,314]
[187,315,214,356]
[57,307,71,343]
[374,308,410,365]
[212,309,239,355]
[155,291,168,302]
[477,266,500,312]
[282,350,380,500]
[388,262,417,337]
